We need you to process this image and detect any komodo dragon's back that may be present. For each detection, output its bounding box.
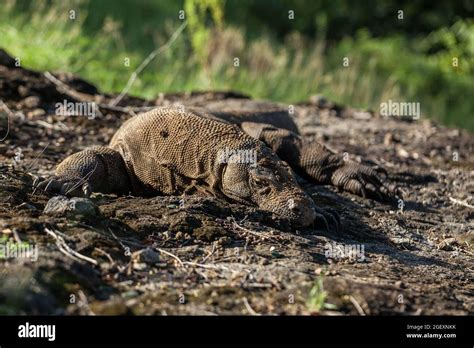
[200,99,300,133]
[110,107,256,195]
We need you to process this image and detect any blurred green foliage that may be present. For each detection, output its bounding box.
[184,0,224,64]
[0,0,472,131]
[225,0,474,41]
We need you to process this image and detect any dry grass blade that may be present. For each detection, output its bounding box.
[155,247,230,271]
[45,227,98,265]
[155,247,184,267]
[110,21,188,106]
[449,197,474,209]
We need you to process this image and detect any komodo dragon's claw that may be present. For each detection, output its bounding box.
[332,162,401,204]
[313,206,340,233]
[33,176,92,198]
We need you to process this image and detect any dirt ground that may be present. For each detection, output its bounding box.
[0,48,472,315]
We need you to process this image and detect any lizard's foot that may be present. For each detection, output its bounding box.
[331,162,400,203]
[33,147,132,198]
[313,206,340,233]
[33,175,92,197]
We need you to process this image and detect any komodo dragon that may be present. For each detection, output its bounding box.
[34,106,397,229]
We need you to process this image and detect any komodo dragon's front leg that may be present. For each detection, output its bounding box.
[240,122,398,202]
[34,146,132,197]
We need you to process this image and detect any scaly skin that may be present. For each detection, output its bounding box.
[35,107,324,228]
[35,106,398,230]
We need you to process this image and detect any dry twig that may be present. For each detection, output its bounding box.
[242,297,260,316]
[348,295,366,316]
[45,227,98,265]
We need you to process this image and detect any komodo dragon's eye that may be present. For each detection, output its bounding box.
[251,168,274,189]
[253,178,268,186]
[251,177,272,196]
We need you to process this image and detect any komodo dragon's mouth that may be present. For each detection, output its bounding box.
[264,191,317,228]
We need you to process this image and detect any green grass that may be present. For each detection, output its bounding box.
[306,274,336,313]
[1,0,472,131]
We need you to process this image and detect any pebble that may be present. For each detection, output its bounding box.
[132,262,147,271]
[121,290,139,299]
[27,108,45,118]
[43,196,100,218]
[23,96,41,109]
[132,248,160,265]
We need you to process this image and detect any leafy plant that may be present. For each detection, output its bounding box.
[306,274,336,313]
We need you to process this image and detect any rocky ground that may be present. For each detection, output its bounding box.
[0,48,472,315]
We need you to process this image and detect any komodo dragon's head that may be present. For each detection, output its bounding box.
[220,148,317,227]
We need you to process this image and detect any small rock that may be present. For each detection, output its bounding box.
[121,290,139,299]
[397,147,410,158]
[352,111,372,120]
[384,133,393,146]
[132,262,147,271]
[23,96,41,109]
[43,196,100,218]
[18,85,29,97]
[132,248,160,265]
[27,108,46,118]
